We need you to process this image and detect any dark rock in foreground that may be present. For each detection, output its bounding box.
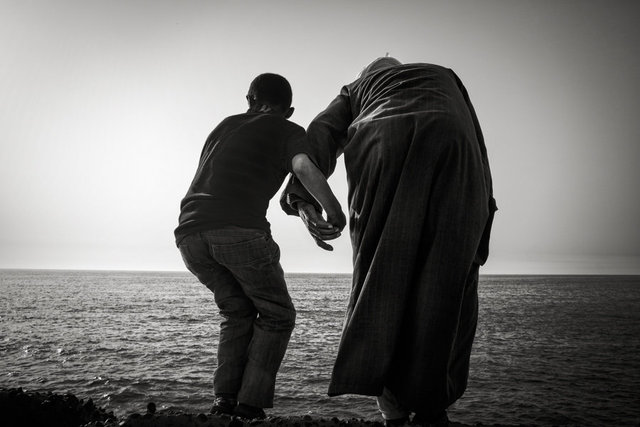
[0,388,524,427]
[0,387,116,427]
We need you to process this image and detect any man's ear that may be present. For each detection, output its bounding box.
[246,95,256,108]
[284,107,294,119]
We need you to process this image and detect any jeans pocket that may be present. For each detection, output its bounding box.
[213,235,275,267]
[179,234,215,273]
[178,242,199,275]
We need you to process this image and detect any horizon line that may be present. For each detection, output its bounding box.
[1,267,639,277]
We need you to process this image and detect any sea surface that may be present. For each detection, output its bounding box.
[1,270,639,426]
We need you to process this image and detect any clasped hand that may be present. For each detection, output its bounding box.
[297,201,346,251]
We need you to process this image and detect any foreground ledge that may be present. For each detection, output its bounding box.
[1,388,528,427]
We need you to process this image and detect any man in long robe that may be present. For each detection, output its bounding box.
[280,58,497,425]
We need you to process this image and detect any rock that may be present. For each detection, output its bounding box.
[0,388,510,427]
[147,402,156,415]
[0,388,116,427]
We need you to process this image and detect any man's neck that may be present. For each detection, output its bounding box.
[248,104,274,114]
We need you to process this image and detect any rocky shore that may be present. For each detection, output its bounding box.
[0,388,527,427]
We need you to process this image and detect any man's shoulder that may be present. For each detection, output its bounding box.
[249,113,305,135]
[280,118,305,135]
[209,114,245,132]
[220,112,252,126]
[213,113,305,143]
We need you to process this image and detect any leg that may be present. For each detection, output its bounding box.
[413,265,478,427]
[235,260,294,409]
[208,229,296,409]
[377,387,410,426]
[178,233,257,399]
[212,268,257,398]
[448,263,479,396]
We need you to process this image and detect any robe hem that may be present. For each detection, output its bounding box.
[328,384,383,398]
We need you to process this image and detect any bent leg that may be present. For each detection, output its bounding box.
[211,267,257,396]
[178,233,256,397]
[235,260,295,408]
[212,231,295,408]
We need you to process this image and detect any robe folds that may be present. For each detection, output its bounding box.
[280,63,497,416]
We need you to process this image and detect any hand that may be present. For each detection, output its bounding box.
[326,209,347,233]
[297,201,343,251]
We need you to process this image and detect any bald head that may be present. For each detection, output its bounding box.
[358,57,402,78]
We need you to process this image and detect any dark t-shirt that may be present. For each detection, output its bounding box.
[174,112,308,244]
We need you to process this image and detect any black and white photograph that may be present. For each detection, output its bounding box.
[1,1,639,426]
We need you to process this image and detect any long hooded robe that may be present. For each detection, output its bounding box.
[280,62,497,417]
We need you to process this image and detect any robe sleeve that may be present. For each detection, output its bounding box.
[279,87,353,216]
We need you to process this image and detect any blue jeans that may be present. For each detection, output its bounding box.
[178,228,296,408]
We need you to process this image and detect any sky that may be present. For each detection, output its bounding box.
[1,0,639,274]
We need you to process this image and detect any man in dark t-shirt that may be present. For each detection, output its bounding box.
[175,108,307,238]
[175,74,345,419]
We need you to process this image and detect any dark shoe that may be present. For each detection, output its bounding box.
[211,395,237,415]
[233,403,266,420]
[413,411,449,427]
[385,416,409,427]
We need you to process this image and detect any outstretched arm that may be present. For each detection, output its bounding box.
[291,153,346,250]
[280,89,352,216]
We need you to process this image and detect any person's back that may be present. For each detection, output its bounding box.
[175,112,306,242]
[280,58,496,425]
[349,62,467,125]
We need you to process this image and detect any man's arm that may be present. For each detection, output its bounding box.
[280,89,352,217]
[291,153,346,250]
[291,153,346,229]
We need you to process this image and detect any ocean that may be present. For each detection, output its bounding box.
[0,270,638,426]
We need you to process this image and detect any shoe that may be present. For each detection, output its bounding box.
[413,411,449,427]
[233,403,266,420]
[385,416,409,427]
[211,395,236,415]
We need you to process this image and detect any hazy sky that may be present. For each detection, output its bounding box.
[1,0,639,274]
